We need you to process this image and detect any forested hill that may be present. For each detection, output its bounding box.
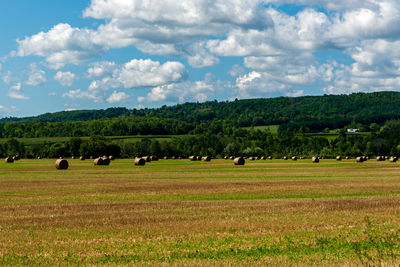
[0,107,131,123]
[2,91,400,132]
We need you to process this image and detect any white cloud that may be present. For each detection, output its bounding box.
[16,23,106,69]
[62,89,102,102]
[26,63,46,86]
[186,42,219,68]
[87,61,116,78]
[11,82,22,91]
[139,80,216,103]
[64,58,186,103]
[106,91,130,103]
[54,71,76,86]
[89,59,186,91]
[8,83,29,100]
[14,0,273,68]
[10,0,400,101]
[321,39,400,94]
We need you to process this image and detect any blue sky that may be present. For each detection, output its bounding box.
[1,0,400,117]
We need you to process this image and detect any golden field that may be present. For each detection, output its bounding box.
[1,158,400,266]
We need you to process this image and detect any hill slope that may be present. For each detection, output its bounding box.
[1,91,400,135]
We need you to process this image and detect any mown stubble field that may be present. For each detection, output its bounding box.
[1,158,400,266]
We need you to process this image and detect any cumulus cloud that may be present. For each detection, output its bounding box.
[16,23,106,69]
[138,79,218,103]
[26,63,46,86]
[89,59,186,91]
[62,88,101,102]
[8,83,29,100]
[63,58,186,103]
[54,71,76,86]
[87,61,116,78]
[10,0,400,101]
[106,91,130,103]
[186,42,220,68]
[322,39,400,94]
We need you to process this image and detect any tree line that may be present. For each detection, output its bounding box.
[2,120,400,159]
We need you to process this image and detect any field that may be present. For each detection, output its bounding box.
[1,158,400,265]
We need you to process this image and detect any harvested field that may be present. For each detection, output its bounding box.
[1,159,400,265]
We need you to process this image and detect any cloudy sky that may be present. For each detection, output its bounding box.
[1,0,400,117]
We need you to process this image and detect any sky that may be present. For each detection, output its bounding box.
[1,0,400,117]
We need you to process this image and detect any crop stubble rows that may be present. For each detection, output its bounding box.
[1,159,400,265]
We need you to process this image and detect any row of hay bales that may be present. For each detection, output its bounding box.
[4,155,20,163]
[189,156,211,161]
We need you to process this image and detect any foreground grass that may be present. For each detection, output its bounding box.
[1,159,400,265]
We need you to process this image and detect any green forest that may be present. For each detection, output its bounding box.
[1,91,400,159]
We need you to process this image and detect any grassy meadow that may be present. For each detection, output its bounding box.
[1,158,400,265]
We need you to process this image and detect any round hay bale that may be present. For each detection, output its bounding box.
[150,156,159,161]
[13,155,20,161]
[230,156,235,160]
[267,156,272,160]
[312,157,319,163]
[291,156,297,161]
[386,156,390,160]
[234,157,245,166]
[94,157,104,166]
[142,156,151,162]
[189,156,197,161]
[71,156,76,160]
[37,156,41,160]
[90,156,94,159]
[260,156,266,160]
[80,156,85,161]
[109,155,115,160]
[249,157,255,161]
[356,156,364,163]
[202,156,211,162]
[5,157,14,163]
[55,159,69,170]
[363,156,368,161]
[345,156,350,160]
[389,157,397,162]
[283,156,288,160]
[102,157,110,166]
[135,157,146,166]
[336,156,342,161]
